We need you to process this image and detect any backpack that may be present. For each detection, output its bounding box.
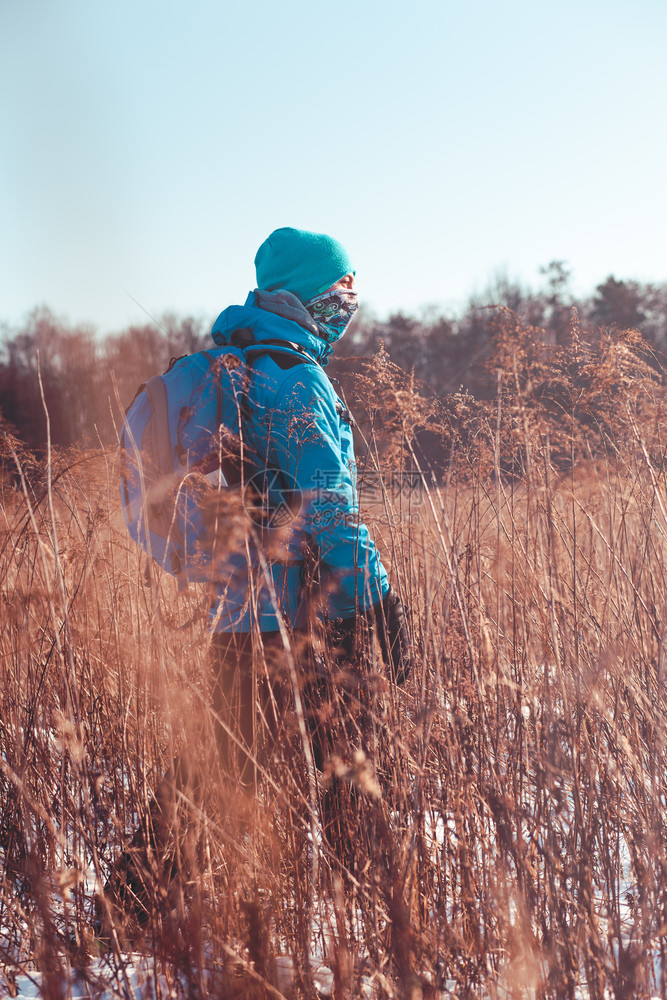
[119,336,312,584]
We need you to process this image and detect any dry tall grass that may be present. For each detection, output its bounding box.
[2,320,667,998]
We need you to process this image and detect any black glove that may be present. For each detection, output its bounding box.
[370,586,413,685]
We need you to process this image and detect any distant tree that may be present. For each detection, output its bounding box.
[538,260,574,344]
[422,317,457,388]
[103,323,170,415]
[589,276,645,331]
[159,313,208,356]
[0,307,94,448]
[630,282,667,352]
[378,313,425,375]
[471,269,528,315]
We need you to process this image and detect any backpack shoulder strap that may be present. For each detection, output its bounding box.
[144,375,172,474]
[244,339,318,370]
[201,349,225,429]
[228,326,318,367]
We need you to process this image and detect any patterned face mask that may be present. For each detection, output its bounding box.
[305,288,359,346]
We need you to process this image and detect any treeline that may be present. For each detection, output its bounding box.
[335,262,667,399]
[2,262,667,450]
[0,311,205,450]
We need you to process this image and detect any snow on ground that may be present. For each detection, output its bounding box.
[1,749,661,997]
[0,953,421,999]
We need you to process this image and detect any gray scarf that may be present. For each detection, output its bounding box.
[253,288,320,337]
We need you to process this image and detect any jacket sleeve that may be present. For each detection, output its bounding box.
[269,364,389,618]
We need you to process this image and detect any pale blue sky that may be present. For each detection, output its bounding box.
[2,0,666,334]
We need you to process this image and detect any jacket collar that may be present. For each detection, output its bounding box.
[211,290,331,363]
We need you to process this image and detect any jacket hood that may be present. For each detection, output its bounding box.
[211,290,332,363]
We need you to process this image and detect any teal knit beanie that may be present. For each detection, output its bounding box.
[254,227,354,304]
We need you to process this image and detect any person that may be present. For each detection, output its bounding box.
[101,227,412,941]
[206,227,412,808]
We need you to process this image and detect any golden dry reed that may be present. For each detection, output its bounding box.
[2,315,667,999]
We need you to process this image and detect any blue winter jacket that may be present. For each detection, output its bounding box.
[209,291,389,633]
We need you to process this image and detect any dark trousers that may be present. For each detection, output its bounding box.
[210,627,345,773]
[210,629,285,789]
[103,626,366,935]
[211,627,367,869]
